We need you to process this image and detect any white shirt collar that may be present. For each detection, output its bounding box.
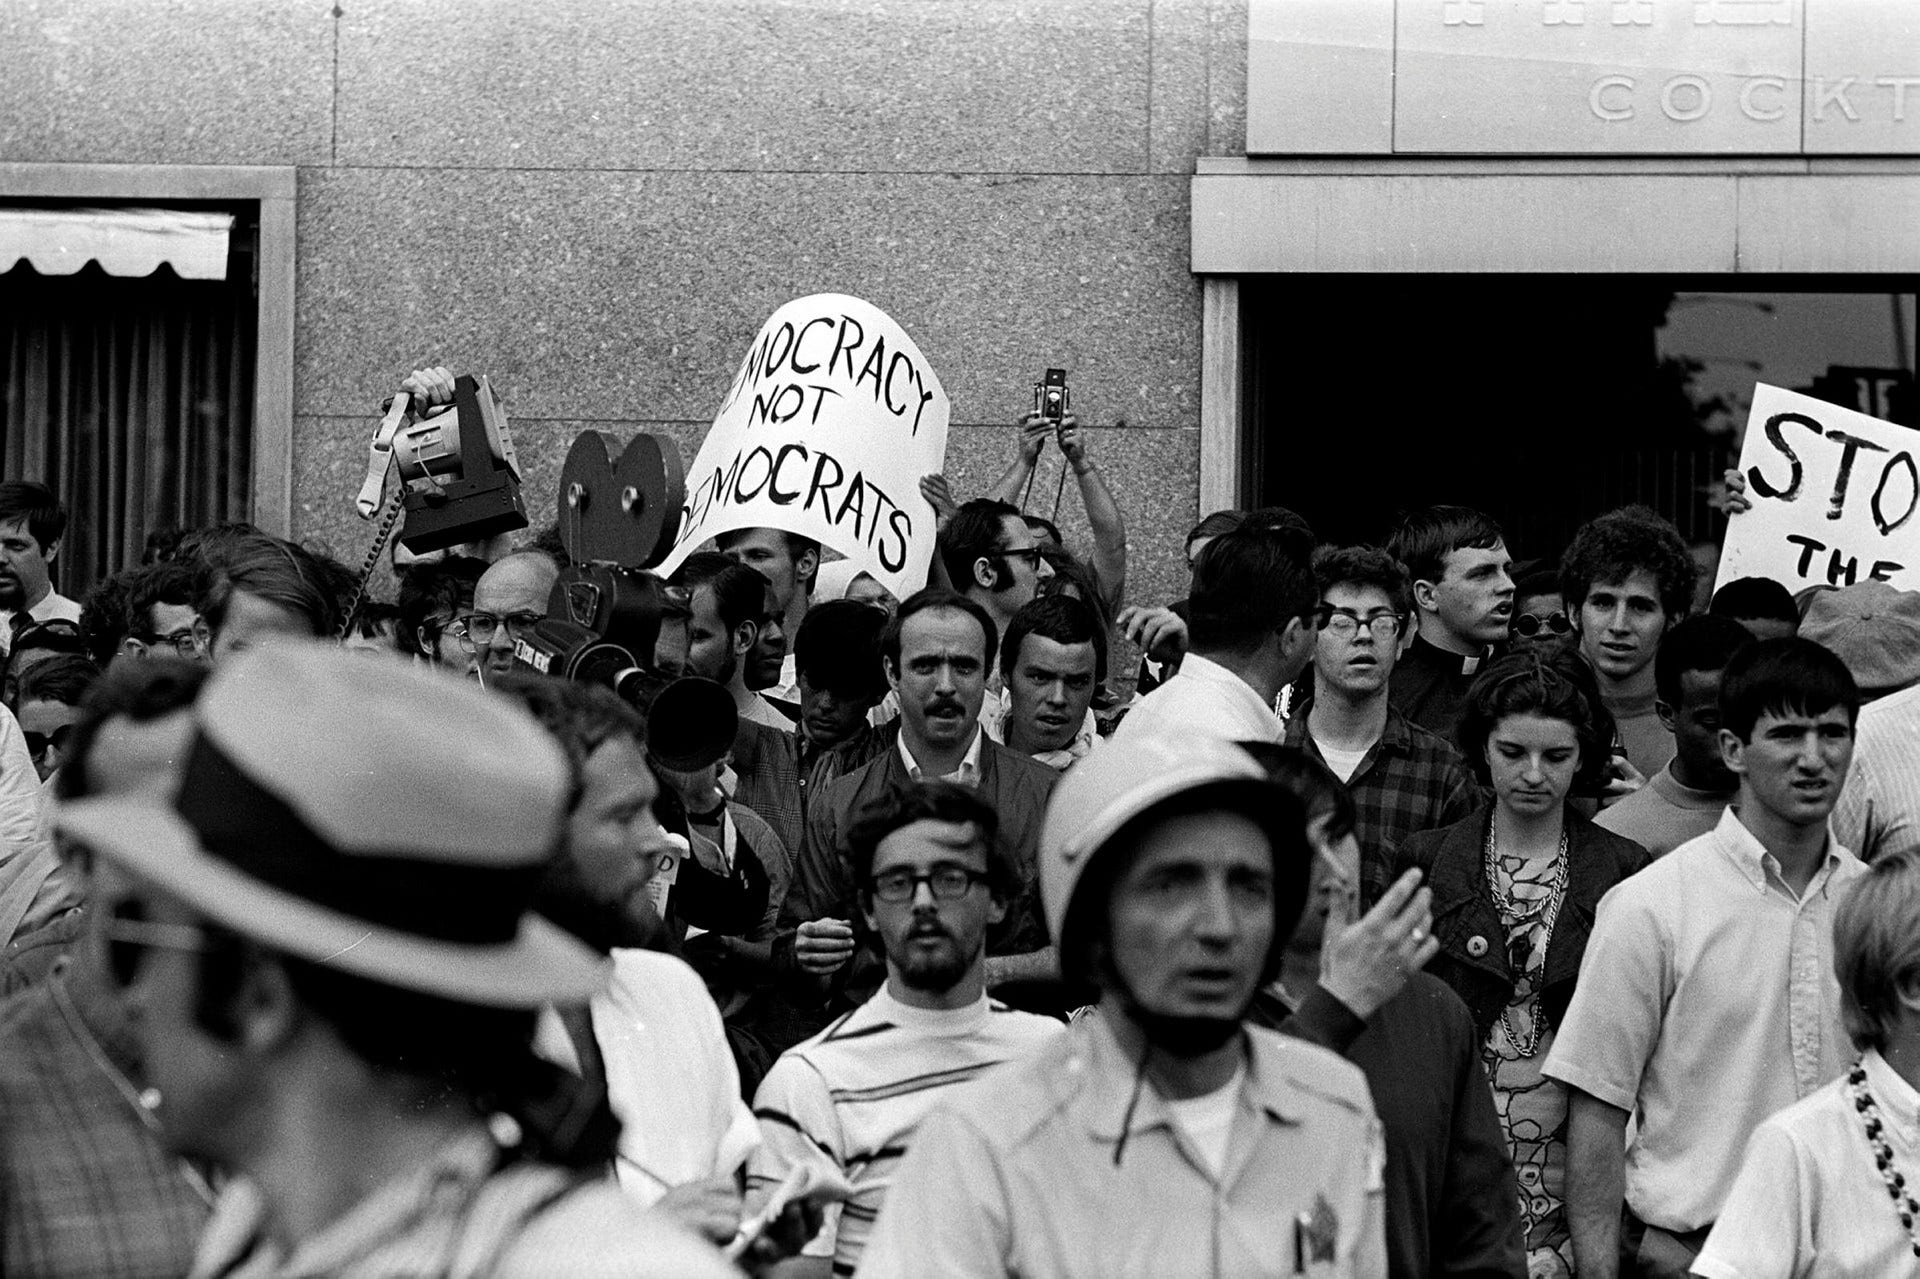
[898,724,984,785]
[1864,1048,1920,1149]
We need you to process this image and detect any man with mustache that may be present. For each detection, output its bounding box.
[748,784,1060,1277]
[788,589,1058,1011]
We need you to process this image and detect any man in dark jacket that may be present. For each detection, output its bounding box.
[785,589,1057,1010]
[1253,749,1527,1279]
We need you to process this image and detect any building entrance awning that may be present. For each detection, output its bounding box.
[0,207,233,280]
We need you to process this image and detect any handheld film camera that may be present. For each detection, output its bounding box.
[508,429,688,701]
[1033,367,1070,426]
[356,374,529,553]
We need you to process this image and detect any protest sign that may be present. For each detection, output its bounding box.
[655,294,950,600]
[1717,383,1920,594]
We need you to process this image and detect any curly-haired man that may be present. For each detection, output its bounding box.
[1559,505,1698,781]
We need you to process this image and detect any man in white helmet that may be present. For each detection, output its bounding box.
[856,734,1388,1277]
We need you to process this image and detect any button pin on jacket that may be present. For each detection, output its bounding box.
[1466,935,1489,958]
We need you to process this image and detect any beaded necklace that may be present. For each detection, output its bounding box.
[1847,1058,1920,1259]
[1483,820,1569,1059]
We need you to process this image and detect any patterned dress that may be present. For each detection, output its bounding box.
[1483,846,1574,1278]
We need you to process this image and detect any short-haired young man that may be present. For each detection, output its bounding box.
[996,593,1102,769]
[1709,576,1798,643]
[938,498,1055,655]
[1545,638,1864,1277]
[0,481,79,657]
[1558,505,1699,782]
[1116,507,1319,745]
[749,784,1061,1277]
[789,589,1059,1007]
[672,551,805,859]
[1284,545,1480,906]
[719,526,820,695]
[1595,615,1751,858]
[1385,505,1514,740]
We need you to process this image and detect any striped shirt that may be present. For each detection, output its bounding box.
[1832,681,1920,863]
[748,985,1061,1275]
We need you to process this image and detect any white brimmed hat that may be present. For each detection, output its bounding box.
[1039,732,1309,977]
[56,641,607,1008]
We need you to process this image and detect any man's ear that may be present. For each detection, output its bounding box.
[1718,727,1747,779]
[795,545,820,584]
[1276,615,1315,667]
[883,655,902,695]
[213,946,302,1055]
[1410,579,1439,615]
[732,619,759,657]
[1655,698,1678,734]
[119,636,149,661]
[985,889,1008,929]
[859,893,880,936]
[414,625,435,657]
[41,539,58,565]
[971,556,997,592]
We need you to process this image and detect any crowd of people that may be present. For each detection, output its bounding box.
[2,378,1919,1279]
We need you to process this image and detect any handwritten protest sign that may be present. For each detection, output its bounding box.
[654,294,949,599]
[1718,384,1920,594]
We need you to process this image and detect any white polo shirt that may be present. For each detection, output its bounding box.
[1112,653,1282,746]
[1542,807,1865,1232]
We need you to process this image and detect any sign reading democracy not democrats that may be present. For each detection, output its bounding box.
[655,294,949,599]
[1718,384,1920,595]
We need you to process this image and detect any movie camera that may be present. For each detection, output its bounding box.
[506,429,689,700]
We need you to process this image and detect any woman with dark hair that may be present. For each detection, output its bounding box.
[190,532,338,660]
[1393,650,1650,1276]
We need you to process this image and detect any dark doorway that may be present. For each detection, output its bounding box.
[1241,275,1916,569]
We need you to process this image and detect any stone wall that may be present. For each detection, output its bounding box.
[3,0,1252,620]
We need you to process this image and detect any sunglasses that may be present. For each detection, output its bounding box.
[23,724,72,759]
[1511,611,1573,638]
[102,901,216,989]
[993,546,1046,573]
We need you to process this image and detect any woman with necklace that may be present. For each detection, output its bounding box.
[1697,848,1920,1277]
[1394,652,1650,1276]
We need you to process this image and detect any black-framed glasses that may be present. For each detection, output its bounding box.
[867,865,989,903]
[102,904,217,989]
[453,610,544,652]
[1318,609,1406,641]
[136,627,205,658]
[22,724,72,759]
[993,546,1045,573]
[1512,611,1573,638]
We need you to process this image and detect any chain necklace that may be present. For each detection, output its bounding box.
[1847,1058,1920,1259]
[1483,819,1569,1059]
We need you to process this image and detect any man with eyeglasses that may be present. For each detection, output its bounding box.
[460,550,560,683]
[121,564,209,664]
[749,782,1061,1278]
[1508,562,1572,653]
[1283,547,1479,909]
[1115,507,1320,746]
[938,498,1054,663]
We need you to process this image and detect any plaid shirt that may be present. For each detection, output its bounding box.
[0,975,209,1279]
[1286,700,1483,907]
